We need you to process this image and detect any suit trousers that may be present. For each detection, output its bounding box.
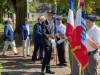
[23,36,30,57]
[2,40,17,54]
[32,42,43,61]
[42,45,52,71]
[84,51,99,75]
[57,41,67,64]
[69,45,79,75]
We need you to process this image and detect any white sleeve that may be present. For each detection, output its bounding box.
[61,25,66,34]
[92,29,100,44]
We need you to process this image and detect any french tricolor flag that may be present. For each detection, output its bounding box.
[65,0,74,45]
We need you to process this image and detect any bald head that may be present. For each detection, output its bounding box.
[39,16,46,22]
[7,18,13,25]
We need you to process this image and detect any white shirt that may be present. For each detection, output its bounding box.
[47,19,53,25]
[87,25,100,51]
[57,23,66,34]
[26,24,30,35]
[9,24,13,31]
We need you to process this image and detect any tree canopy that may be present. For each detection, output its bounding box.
[39,0,100,14]
[0,0,100,33]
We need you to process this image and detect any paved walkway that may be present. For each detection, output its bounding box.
[0,49,100,75]
[0,50,71,75]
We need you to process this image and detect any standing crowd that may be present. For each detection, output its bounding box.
[2,12,100,75]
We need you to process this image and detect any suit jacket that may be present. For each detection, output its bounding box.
[4,24,14,41]
[41,20,53,46]
[20,24,32,40]
[33,22,42,44]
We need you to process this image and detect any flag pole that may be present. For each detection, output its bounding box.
[81,70,84,75]
[80,0,85,75]
[53,0,58,68]
[55,49,57,68]
[70,45,74,75]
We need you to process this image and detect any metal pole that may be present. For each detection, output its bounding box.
[27,0,29,18]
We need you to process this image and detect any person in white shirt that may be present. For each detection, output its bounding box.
[20,18,32,58]
[2,18,19,56]
[55,18,67,68]
[84,14,100,75]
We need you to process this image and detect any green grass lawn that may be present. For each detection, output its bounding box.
[0,20,100,33]
[0,21,37,33]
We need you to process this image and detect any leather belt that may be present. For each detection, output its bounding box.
[88,49,98,56]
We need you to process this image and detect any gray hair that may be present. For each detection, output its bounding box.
[39,16,45,20]
[7,18,12,22]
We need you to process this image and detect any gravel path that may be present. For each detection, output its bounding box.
[0,50,71,75]
[0,49,100,75]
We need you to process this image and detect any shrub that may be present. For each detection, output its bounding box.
[62,17,67,24]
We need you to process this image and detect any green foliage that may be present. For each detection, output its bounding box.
[29,3,38,13]
[62,17,67,24]
[0,63,2,75]
[95,8,100,16]
[96,20,100,27]
[16,0,26,7]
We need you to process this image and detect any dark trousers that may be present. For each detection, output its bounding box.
[42,45,52,71]
[32,42,43,61]
[57,41,67,64]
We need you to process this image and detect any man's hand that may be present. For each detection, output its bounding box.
[65,36,68,41]
[59,33,64,37]
[48,38,51,42]
[6,39,9,41]
[22,40,25,42]
[55,33,60,38]
[86,34,90,39]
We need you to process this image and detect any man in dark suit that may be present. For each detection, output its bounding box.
[32,16,45,64]
[20,18,32,58]
[2,18,19,56]
[41,12,55,75]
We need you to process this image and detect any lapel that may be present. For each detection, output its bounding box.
[45,20,51,33]
[38,22,41,31]
[45,20,49,25]
[8,24,13,32]
[24,24,27,30]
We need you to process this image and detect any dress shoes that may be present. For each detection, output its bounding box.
[14,52,19,55]
[27,54,31,57]
[33,61,37,64]
[57,63,67,68]
[46,70,55,74]
[41,70,45,75]
[2,54,8,56]
[57,63,62,66]
[63,63,67,66]
[23,56,26,58]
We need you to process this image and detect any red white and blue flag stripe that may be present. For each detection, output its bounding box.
[65,0,74,44]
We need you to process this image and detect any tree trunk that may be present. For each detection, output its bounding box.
[15,6,27,33]
[0,5,3,23]
[9,0,27,34]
